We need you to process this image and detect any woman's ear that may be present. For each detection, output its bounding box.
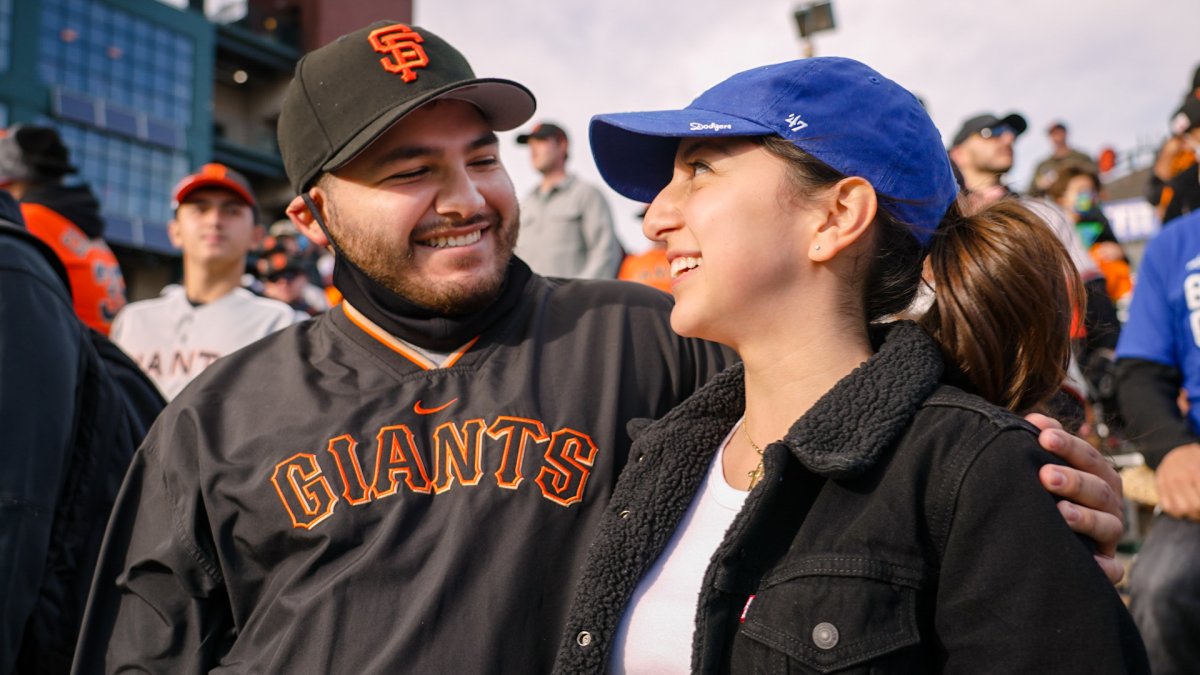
[809,177,878,262]
[286,188,330,248]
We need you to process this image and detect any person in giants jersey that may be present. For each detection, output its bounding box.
[72,22,1131,674]
[108,163,303,400]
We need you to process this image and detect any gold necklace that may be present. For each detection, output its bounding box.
[742,418,765,489]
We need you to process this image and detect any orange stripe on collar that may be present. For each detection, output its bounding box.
[342,302,479,370]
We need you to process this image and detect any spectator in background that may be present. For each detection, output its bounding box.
[1029,121,1098,197]
[256,246,323,316]
[513,121,622,278]
[947,111,1027,211]
[1115,207,1200,675]
[260,218,329,312]
[0,125,125,335]
[1046,166,1133,305]
[1148,83,1200,225]
[110,163,302,400]
[617,207,670,293]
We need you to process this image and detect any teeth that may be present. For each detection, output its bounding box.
[424,230,483,249]
[670,256,702,279]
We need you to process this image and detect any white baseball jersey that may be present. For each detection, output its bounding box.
[111,286,304,400]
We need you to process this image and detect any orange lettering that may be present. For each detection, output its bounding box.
[487,417,550,489]
[535,428,598,507]
[271,453,337,529]
[432,420,485,493]
[372,425,432,497]
[367,24,429,82]
[327,434,372,504]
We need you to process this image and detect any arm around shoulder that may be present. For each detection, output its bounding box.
[934,427,1149,673]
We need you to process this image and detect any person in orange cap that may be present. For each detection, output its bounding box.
[109,163,303,399]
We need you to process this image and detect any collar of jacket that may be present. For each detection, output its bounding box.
[639,320,944,480]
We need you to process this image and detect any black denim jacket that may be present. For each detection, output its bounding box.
[554,321,1147,674]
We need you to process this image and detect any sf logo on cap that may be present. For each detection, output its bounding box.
[368,24,429,83]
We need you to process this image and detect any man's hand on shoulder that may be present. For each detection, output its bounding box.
[1026,413,1126,584]
[1157,442,1200,520]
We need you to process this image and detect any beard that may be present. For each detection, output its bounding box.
[326,198,520,315]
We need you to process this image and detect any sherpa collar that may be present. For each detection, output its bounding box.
[644,320,944,480]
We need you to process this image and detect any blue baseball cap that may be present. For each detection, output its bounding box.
[589,57,957,246]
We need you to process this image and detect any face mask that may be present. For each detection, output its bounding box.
[1073,191,1095,215]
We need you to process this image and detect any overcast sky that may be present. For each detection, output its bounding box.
[416,0,1197,252]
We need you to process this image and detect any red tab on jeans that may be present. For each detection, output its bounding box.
[740,594,756,623]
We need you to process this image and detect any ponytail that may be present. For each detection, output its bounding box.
[916,198,1083,412]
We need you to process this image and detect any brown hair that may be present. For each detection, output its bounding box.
[757,136,1083,413]
[1044,165,1101,203]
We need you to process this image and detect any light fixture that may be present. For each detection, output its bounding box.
[233,69,249,84]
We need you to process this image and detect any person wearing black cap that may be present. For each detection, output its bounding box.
[0,125,126,335]
[513,121,622,279]
[947,111,1027,209]
[107,163,301,400]
[72,21,1132,675]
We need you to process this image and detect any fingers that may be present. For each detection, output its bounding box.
[1093,553,1126,586]
[1042,466,1124,555]
[1032,421,1123,501]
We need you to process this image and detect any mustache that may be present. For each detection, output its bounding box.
[412,211,502,239]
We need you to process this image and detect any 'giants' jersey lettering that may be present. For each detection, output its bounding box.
[1187,272,1200,347]
[270,416,599,529]
[135,350,222,379]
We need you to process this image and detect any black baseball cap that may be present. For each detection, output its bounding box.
[277,21,536,193]
[950,112,1028,148]
[516,122,567,144]
[1171,92,1200,136]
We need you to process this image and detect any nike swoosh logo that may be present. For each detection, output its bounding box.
[414,398,458,415]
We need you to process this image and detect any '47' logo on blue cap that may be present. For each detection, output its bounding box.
[785,113,808,132]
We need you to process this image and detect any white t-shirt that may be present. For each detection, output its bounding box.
[111,286,304,400]
[609,421,749,674]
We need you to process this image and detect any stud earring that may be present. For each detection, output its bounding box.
[814,245,822,251]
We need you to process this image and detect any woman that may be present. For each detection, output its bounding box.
[554,58,1147,673]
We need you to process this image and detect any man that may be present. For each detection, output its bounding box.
[0,125,125,335]
[1029,121,1098,196]
[109,163,301,399]
[72,22,1128,674]
[1116,207,1200,674]
[256,246,322,316]
[513,121,622,278]
[947,111,1027,210]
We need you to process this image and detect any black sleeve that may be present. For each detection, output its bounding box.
[1146,173,1167,208]
[1116,357,1199,468]
[1083,277,1120,355]
[71,423,233,674]
[0,242,81,672]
